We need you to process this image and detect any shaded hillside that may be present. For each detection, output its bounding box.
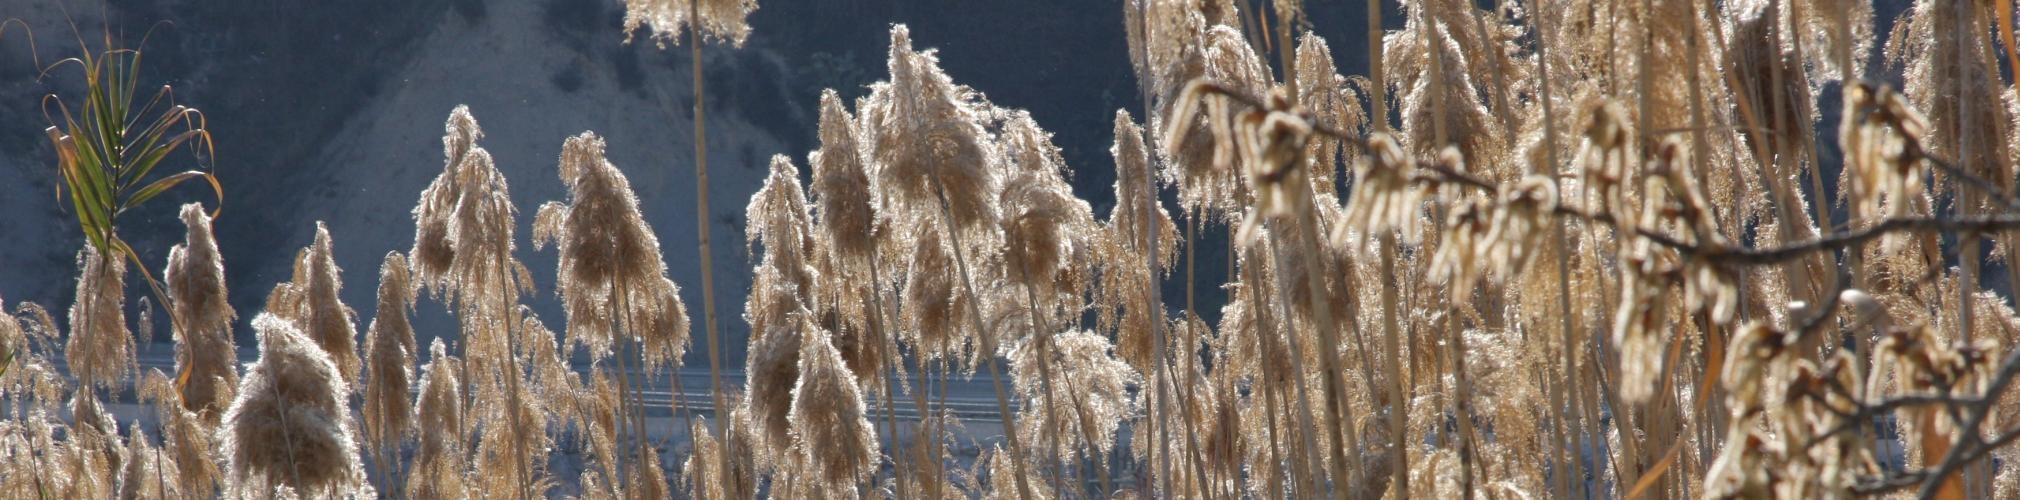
[0,0,1419,362]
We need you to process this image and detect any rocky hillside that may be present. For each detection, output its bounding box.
[0,0,1209,365]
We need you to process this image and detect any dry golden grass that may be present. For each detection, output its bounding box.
[23,0,2020,497]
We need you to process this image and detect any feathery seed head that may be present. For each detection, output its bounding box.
[361,252,418,455]
[1008,330,1138,463]
[139,369,219,497]
[222,313,365,497]
[65,245,134,390]
[408,338,468,499]
[272,222,363,386]
[412,107,525,355]
[1107,110,1179,263]
[537,131,692,368]
[788,326,879,494]
[902,227,973,362]
[623,0,758,48]
[998,112,1096,299]
[745,308,804,463]
[811,89,881,269]
[1160,25,1270,220]
[748,154,819,295]
[1294,32,1366,198]
[165,202,239,420]
[412,106,484,291]
[682,413,757,500]
[865,25,1001,231]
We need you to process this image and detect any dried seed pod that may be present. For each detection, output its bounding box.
[1335,133,1426,251]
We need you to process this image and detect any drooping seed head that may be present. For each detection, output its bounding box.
[361,252,418,457]
[862,25,1001,232]
[788,325,878,494]
[164,202,239,420]
[811,89,881,270]
[622,0,758,48]
[65,245,134,390]
[222,313,365,497]
[535,131,691,370]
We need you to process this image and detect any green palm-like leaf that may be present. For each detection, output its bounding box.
[41,36,221,326]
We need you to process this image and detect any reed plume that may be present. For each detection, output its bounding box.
[622,0,757,47]
[899,226,971,362]
[164,202,238,421]
[810,89,880,271]
[139,369,220,497]
[981,446,1055,500]
[68,388,122,498]
[681,412,756,500]
[998,111,1096,306]
[517,308,581,413]
[2,300,67,410]
[117,425,174,500]
[1163,24,1267,220]
[1385,4,1503,168]
[64,245,133,390]
[1007,329,1137,465]
[745,154,819,312]
[408,339,468,500]
[743,306,803,462]
[533,131,691,368]
[1293,33,1366,199]
[270,223,362,386]
[787,324,879,494]
[410,106,480,292]
[862,25,1000,231]
[410,106,546,495]
[575,371,624,497]
[410,107,527,356]
[471,333,554,500]
[222,313,366,497]
[1098,111,1177,371]
[360,252,416,491]
[1127,0,1213,208]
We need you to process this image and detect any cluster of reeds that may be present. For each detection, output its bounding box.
[27,0,2020,497]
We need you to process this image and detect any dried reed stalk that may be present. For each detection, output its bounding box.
[621,1,758,481]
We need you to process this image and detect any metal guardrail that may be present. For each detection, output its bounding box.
[55,344,1013,423]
